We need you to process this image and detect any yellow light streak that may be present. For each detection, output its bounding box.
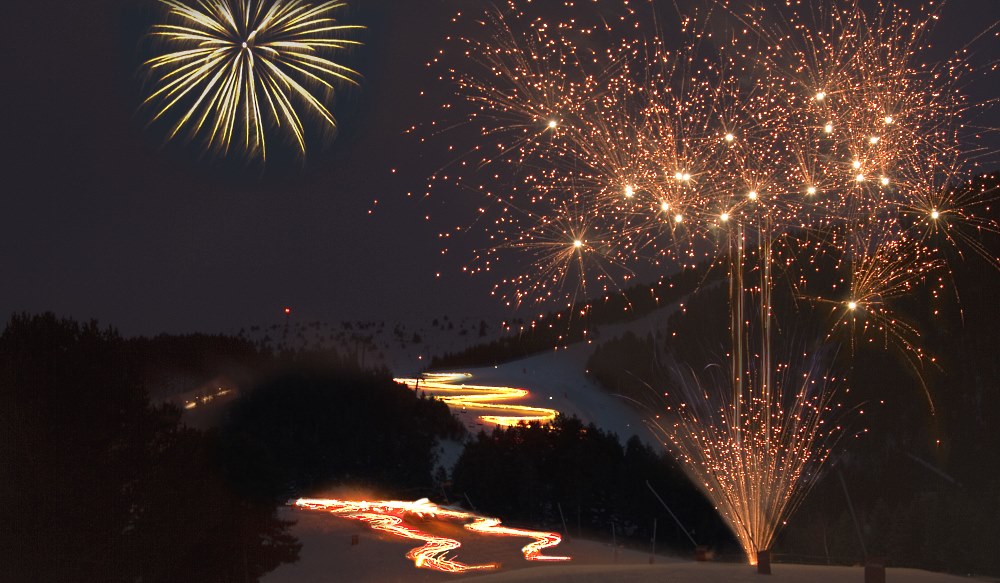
[395,373,559,427]
[141,0,364,161]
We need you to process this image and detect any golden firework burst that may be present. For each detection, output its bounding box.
[141,0,364,161]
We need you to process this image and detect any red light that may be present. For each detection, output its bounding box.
[284,308,291,315]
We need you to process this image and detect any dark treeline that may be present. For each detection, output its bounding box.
[430,263,716,369]
[128,333,268,398]
[0,314,299,582]
[219,367,465,503]
[0,313,462,582]
[583,176,1000,574]
[451,416,739,557]
[588,283,730,410]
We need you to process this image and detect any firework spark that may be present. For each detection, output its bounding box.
[440,0,996,352]
[649,358,851,561]
[438,0,997,565]
[141,0,363,161]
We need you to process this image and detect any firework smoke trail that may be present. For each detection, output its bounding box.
[438,0,998,564]
[141,0,364,161]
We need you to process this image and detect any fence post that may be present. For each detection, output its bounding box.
[865,556,886,583]
[649,518,657,564]
[611,521,618,563]
[756,550,771,575]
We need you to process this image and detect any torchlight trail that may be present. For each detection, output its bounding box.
[294,498,570,573]
[182,386,234,410]
[395,373,559,427]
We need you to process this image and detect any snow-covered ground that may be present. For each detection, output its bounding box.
[419,301,684,445]
[456,344,650,443]
[263,506,995,583]
[264,504,678,583]
[450,562,996,583]
[257,303,1000,583]
[241,314,520,373]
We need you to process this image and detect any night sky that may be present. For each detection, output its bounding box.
[4,0,997,336]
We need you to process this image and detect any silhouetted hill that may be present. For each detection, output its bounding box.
[430,263,717,369]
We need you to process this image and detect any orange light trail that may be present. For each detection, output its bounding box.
[394,373,559,427]
[294,498,570,573]
[182,386,234,410]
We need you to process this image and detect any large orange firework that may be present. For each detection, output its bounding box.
[438,0,997,564]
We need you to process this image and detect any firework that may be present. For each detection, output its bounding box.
[141,0,363,161]
[442,0,996,346]
[439,0,997,565]
[649,357,850,560]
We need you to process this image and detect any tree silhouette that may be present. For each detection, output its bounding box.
[0,313,298,582]
[219,367,465,502]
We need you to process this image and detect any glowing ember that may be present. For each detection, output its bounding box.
[395,373,559,427]
[435,0,997,566]
[294,498,570,573]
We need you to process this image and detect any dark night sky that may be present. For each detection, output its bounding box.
[3,0,997,336]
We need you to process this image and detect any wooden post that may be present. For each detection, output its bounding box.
[649,518,657,564]
[756,550,771,575]
[865,556,886,583]
[611,521,618,563]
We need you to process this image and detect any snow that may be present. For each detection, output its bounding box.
[241,314,521,374]
[263,507,992,583]
[449,563,992,583]
[260,301,994,583]
[421,302,685,445]
[457,344,651,444]
[263,505,676,583]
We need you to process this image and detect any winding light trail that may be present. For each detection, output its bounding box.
[394,373,559,427]
[294,498,570,573]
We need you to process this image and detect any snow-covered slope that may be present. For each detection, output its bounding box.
[240,314,518,373]
[456,344,650,443]
[264,506,992,583]
[415,301,685,444]
[450,562,992,583]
